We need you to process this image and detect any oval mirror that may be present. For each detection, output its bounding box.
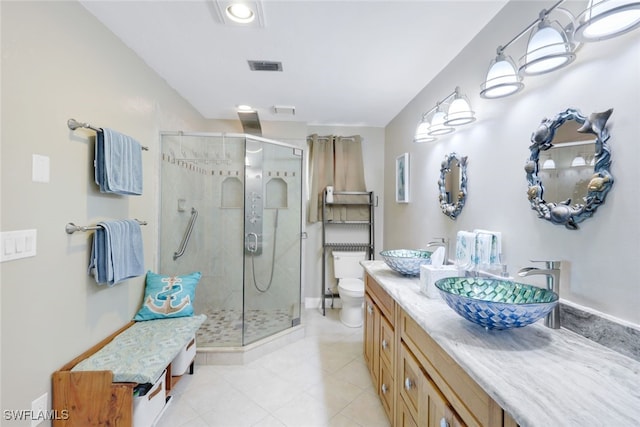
[438,152,468,219]
[525,108,614,229]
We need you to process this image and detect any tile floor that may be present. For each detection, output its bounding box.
[156,308,390,427]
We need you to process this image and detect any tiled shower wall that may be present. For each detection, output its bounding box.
[160,134,302,345]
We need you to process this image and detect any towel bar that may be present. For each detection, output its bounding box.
[65,220,147,234]
[67,118,149,151]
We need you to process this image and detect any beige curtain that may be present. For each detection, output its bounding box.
[307,134,368,223]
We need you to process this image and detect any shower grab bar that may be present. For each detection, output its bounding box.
[174,208,198,260]
[65,219,147,234]
[67,118,149,150]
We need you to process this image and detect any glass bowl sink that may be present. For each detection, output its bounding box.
[434,277,558,330]
[380,249,432,276]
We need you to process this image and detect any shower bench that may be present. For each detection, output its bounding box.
[52,314,205,427]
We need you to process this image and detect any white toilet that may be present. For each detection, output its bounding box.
[332,251,366,327]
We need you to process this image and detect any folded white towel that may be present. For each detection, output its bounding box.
[455,231,476,269]
[474,229,502,267]
[475,233,493,267]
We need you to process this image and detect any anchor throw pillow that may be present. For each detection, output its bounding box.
[134,271,201,321]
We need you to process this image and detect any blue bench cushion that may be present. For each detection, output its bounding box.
[71,314,205,384]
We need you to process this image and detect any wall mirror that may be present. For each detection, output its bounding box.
[524,108,614,229]
[438,152,468,219]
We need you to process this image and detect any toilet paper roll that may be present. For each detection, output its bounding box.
[420,265,460,299]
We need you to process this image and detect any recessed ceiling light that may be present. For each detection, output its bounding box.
[237,104,254,112]
[226,3,255,24]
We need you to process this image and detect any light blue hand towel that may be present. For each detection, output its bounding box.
[88,220,145,286]
[96,128,143,195]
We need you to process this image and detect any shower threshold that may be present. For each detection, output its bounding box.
[195,322,304,365]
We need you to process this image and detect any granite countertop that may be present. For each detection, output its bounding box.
[362,261,640,427]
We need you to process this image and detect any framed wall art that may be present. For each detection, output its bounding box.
[396,153,409,203]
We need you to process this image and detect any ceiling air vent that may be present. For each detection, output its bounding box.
[248,60,283,72]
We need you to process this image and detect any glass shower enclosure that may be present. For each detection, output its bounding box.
[159,132,302,347]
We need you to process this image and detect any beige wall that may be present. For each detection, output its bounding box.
[384,1,640,326]
[0,1,211,420]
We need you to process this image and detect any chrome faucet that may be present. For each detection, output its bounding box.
[517,260,561,329]
[425,237,449,265]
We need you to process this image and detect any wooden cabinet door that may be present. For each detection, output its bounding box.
[364,292,380,386]
[396,395,419,427]
[379,314,394,369]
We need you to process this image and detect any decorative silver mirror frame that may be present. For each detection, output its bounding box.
[438,152,468,219]
[525,108,614,230]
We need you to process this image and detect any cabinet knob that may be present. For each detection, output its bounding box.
[367,305,373,315]
[440,418,449,427]
[382,339,388,350]
[404,377,414,391]
[381,383,388,394]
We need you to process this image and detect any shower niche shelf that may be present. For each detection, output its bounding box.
[321,190,374,315]
[221,176,243,208]
[266,177,288,209]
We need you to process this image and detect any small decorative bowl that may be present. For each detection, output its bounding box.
[380,249,432,276]
[435,277,558,330]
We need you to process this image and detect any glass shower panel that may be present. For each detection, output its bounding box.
[243,137,302,345]
[160,133,246,347]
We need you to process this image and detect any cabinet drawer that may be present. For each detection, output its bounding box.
[365,274,395,321]
[380,315,394,368]
[379,358,394,421]
[398,343,422,421]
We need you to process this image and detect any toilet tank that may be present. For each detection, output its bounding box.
[332,251,366,279]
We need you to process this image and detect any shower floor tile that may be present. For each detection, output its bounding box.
[197,308,293,346]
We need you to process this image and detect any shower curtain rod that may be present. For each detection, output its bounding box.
[65,220,147,234]
[67,118,149,150]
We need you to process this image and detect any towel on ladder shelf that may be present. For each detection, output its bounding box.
[88,220,145,286]
[95,128,143,195]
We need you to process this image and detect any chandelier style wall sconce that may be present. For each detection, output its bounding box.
[414,87,475,143]
[480,0,640,100]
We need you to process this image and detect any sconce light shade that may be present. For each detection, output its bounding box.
[428,110,455,136]
[571,155,587,167]
[575,0,640,42]
[444,94,476,126]
[414,119,436,143]
[480,54,524,99]
[519,19,576,76]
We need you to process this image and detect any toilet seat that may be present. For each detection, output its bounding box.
[338,278,364,293]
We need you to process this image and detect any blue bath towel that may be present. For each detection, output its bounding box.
[95,128,143,195]
[88,220,145,286]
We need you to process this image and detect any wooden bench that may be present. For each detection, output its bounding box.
[52,315,204,427]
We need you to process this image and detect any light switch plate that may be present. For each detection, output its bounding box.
[0,229,37,262]
[32,154,50,183]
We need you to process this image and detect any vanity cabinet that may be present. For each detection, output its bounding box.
[364,273,396,422]
[399,308,507,427]
[364,272,519,427]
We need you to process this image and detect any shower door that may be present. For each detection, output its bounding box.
[159,132,302,347]
[243,136,302,345]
